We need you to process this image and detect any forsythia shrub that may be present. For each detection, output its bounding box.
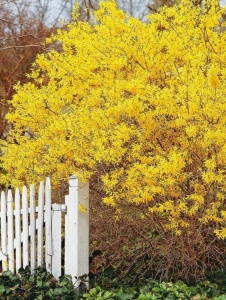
[1,0,226,242]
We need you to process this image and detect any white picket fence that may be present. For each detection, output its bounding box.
[0,175,89,286]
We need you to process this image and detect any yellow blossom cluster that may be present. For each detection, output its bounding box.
[1,0,226,237]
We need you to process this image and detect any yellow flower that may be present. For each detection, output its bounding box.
[78,204,87,213]
[208,68,220,88]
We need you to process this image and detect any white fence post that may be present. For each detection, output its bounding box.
[65,175,89,286]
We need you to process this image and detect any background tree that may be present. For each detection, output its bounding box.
[0,0,53,137]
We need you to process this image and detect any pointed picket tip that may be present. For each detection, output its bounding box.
[1,190,6,200]
[7,189,13,202]
[22,185,27,194]
[30,183,35,193]
[45,177,51,204]
[39,181,44,193]
[7,189,12,195]
[15,188,20,207]
[15,188,20,199]
[46,177,51,187]
[22,186,28,204]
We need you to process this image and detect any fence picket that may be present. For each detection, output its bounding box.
[64,195,69,275]
[1,191,7,271]
[30,184,36,271]
[45,177,52,273]
[7,190,14,272]
[15,188,21,270]
[52,204,62,279]
[22,186,29,268]
[37,182,44,266]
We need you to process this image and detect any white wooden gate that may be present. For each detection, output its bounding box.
[0,176,89,285]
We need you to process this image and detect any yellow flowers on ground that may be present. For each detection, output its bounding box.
[1,0,226,238]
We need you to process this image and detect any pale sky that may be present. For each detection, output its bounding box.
[54,0,226,23]
[9,0,226,27]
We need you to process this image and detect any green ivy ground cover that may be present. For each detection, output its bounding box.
[0,267,225,299]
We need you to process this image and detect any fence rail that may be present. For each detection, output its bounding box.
[0,176,89,286]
